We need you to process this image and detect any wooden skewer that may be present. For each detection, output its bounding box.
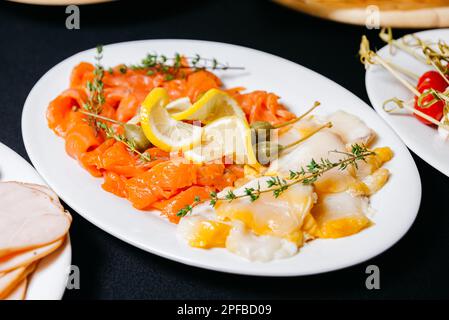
[373,54,421,96]
[385,99,449,131]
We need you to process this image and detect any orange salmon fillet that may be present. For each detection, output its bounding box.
[47,58,294,222]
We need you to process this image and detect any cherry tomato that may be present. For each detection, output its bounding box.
[417,70,448,93]
[414,90,444,125]
[416,80,434,94]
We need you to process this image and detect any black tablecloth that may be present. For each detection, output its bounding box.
[0,0,447,299]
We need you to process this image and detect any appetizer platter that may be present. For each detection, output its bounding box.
[0,142,71,299]
[22,40,420,276]
[364,28,449,177]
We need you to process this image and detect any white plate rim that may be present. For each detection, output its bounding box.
[22,39,421,276]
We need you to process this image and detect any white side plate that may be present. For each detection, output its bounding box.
[366,28,449,177]
[22,39,420,276]
[0,142,71,299]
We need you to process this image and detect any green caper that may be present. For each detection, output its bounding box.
[250,121,274,145]
[254,141,283,165]
[250,121,275,131]
[124,124,152,152]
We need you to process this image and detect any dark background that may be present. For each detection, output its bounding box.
[0,0,447,299]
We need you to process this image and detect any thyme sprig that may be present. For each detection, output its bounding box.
[176,196,201,217]
[76,109,153,162]
[142,53,243,71]
[95,121,152,162]
[176,144,375,217]
[211,144,373,203]
[122,53,244,79]
[83,45,106,131]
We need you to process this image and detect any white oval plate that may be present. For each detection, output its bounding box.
[366,29,449,177]
[0,142,71,299]
[22,40,420,276]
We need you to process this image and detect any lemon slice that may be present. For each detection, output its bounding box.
[184,116,260,168]
[140,88,202,152]
[170,89,246,124]
[165,97,192,114]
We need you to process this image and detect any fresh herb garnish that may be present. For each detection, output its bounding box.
[176,144,375,217]
[176,195,201,217]
[83,45,106,131]
[129,53,244,79]
[95,121,152,162]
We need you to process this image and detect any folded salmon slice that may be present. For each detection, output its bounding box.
[153,186,213,223]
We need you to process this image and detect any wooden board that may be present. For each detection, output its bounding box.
[276,0,449,28]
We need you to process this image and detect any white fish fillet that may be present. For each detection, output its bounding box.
[216,177,315,238]
[225,222,297,262]
[313,192,370,224]
[269,131,346,175]
[268,131,355,193]
[326,110,375,147]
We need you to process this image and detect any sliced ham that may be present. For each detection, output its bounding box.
[21,183,64,211]
[0,238,64,273]
[4,278,27,300]
[0,182,71,258]
[0,262,36,299]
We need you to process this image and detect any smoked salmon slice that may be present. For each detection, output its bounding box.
[102,171,128,198]
[47,57,295,222]
[47,88,88,137]
[152,186,213,223]
[70,62,95,89]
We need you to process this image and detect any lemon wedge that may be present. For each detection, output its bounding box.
[165,97,192,114]
[184,115,260,167]
[170,89,245,124]
[140,88,260,167]
[140,88,202,152]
